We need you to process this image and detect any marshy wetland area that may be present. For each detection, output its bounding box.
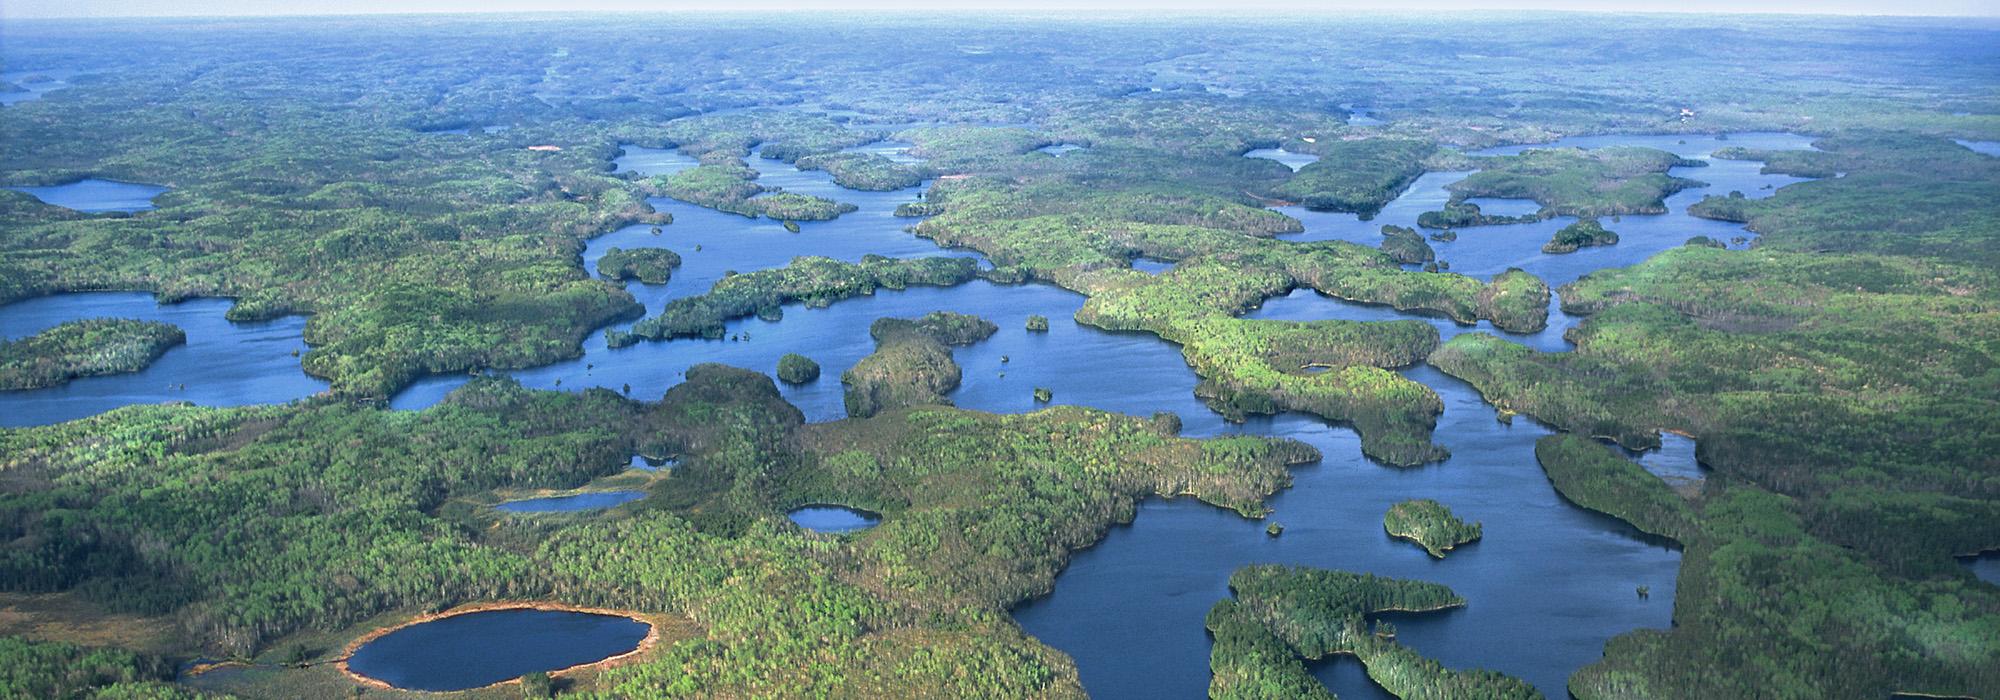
[2,10,1998,700]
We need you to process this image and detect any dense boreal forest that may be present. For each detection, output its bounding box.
[0,10,1996,700]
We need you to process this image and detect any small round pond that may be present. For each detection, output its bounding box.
[495,491,645,513]
[788,504,882,533]
[344,608,650,692]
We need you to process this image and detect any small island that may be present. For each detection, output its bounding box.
[1417,201,1543,229]
[776,353,821,384]
[1025,314,1050,332]
[0,318,187,390]
[1379,224,1435,263]
[654,162,857,221]
[596,247,681,284]
[842,312,997,418]
[1541,218,1620,254]
[1383,499,1482,558]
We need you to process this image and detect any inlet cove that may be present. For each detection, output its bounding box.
[1,13,1994,700]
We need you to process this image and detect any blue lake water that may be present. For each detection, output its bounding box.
[612,145,702,177]
[495,491,646,513]
[0,292,324,426]
[5,178,169,213]
[390,146,982,411]
[1957,139,2000,157]
[1243,147,1317,171]
[0,69,76,106]
[343,609,650,691]
[1038,143,1084,156]
[629,454,676,471]
[788,505,883,533]
[4,131,1827,698]
[1962,552,2000,585]
[841,138,925,164]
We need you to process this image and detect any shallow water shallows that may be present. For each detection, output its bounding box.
[5,178,168,213]
[788,505,882,533]
[495,491,646,513]
[343,608,649,691]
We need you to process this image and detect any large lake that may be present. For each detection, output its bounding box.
[2,130,1838,698]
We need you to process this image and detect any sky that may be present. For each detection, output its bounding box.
[5,0,1998,19]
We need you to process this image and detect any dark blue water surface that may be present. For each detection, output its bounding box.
[5,178,169,213]
[344,609,650,691]
[0,293,324,426]
[495,490,646,513]
[4,130,1830,698]
[788,504,883,533]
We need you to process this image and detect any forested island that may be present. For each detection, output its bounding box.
[1382,499,1482,557]
[0,10,1995,700]
[0,318,185,389]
